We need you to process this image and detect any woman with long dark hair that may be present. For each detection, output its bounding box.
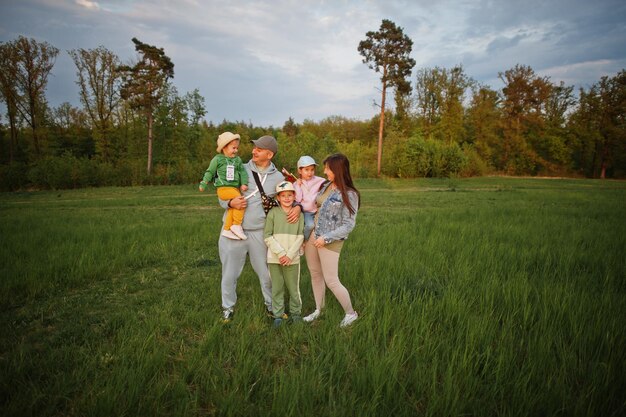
[303,153,360,327]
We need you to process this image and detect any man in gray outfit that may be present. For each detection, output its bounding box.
[218,135,301,322]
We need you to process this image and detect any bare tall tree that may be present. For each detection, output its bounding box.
[69,46,121,162]
[358,19,415,176]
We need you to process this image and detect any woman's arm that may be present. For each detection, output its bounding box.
[321,190,359,243]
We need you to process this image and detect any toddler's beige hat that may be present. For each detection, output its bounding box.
[216,132,241,152]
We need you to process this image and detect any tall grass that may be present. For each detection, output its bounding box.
[1,178,624,416]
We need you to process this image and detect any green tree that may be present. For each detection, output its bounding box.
[414,67,445,140]
[465,85,502,168]
[0,42,20,162]
[49,102,93,158]
[1,36,59,157]
[182,88,206,159]
[539,81,576,168]
[570,70,626,178]
[118,38,174,175]
[499,64,552,173]
[69,46,121,162]
[415,65,473,143]
[183,88,206,126]
[358,19,415,176]
[154,83,188,163]
[282,117,298,138]
[440,65,473,143]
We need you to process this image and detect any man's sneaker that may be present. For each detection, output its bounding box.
[265,308,274,319]
[303,309,320,322]
[230,225,248,240]
[221,309,234,323]
[221,229,240,240]
[339,311,358,328]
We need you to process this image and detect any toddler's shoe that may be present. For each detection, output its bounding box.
[221,229,241,240]
[230,225,248,240]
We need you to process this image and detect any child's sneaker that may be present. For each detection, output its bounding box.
[303,309,320,322]
[230,225,248,240]
[290,315,302,324]
[221,229,240,240]
[339,311,358,328]
[273,318,283,328]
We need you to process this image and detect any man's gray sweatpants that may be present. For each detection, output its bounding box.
[219,228,272,311]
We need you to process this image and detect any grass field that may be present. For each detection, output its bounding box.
[1,177,625,416]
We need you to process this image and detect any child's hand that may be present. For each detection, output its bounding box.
[279,255,292,266]
[240,184,248,192]
[296,178,302,186]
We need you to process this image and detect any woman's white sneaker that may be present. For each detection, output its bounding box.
[303,309,320,322]
[339,312,358,328]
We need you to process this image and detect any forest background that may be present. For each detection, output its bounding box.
[1,34,625,192]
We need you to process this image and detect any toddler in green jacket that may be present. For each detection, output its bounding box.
[199,132,249,240]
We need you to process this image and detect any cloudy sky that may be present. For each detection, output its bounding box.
[1,0,625,127]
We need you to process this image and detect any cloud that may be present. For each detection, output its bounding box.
[75,0,100,10]
[539,59,626,88]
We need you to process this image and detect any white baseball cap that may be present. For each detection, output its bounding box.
[297,155,317,168]
[275,181,295,194]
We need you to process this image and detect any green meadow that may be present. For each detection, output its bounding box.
[1,177,625,416]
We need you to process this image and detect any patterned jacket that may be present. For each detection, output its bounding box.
[313,183,359,244]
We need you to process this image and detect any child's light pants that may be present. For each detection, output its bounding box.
[216,186,244,230]
[269,263,302,317]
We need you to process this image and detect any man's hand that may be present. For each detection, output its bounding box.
[286,204,301,224]
[229,196,247,210]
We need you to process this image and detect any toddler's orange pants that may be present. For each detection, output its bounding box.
[216,187,244,230]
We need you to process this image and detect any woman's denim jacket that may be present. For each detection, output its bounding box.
[314,183,359,244]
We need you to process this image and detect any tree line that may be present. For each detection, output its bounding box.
[0,26,625,191]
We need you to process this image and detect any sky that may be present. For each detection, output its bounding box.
[1,0,625,127]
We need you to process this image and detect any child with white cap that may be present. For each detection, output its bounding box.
[294,156,327,243]
[264,180,305,326]
[199,131,249,240]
